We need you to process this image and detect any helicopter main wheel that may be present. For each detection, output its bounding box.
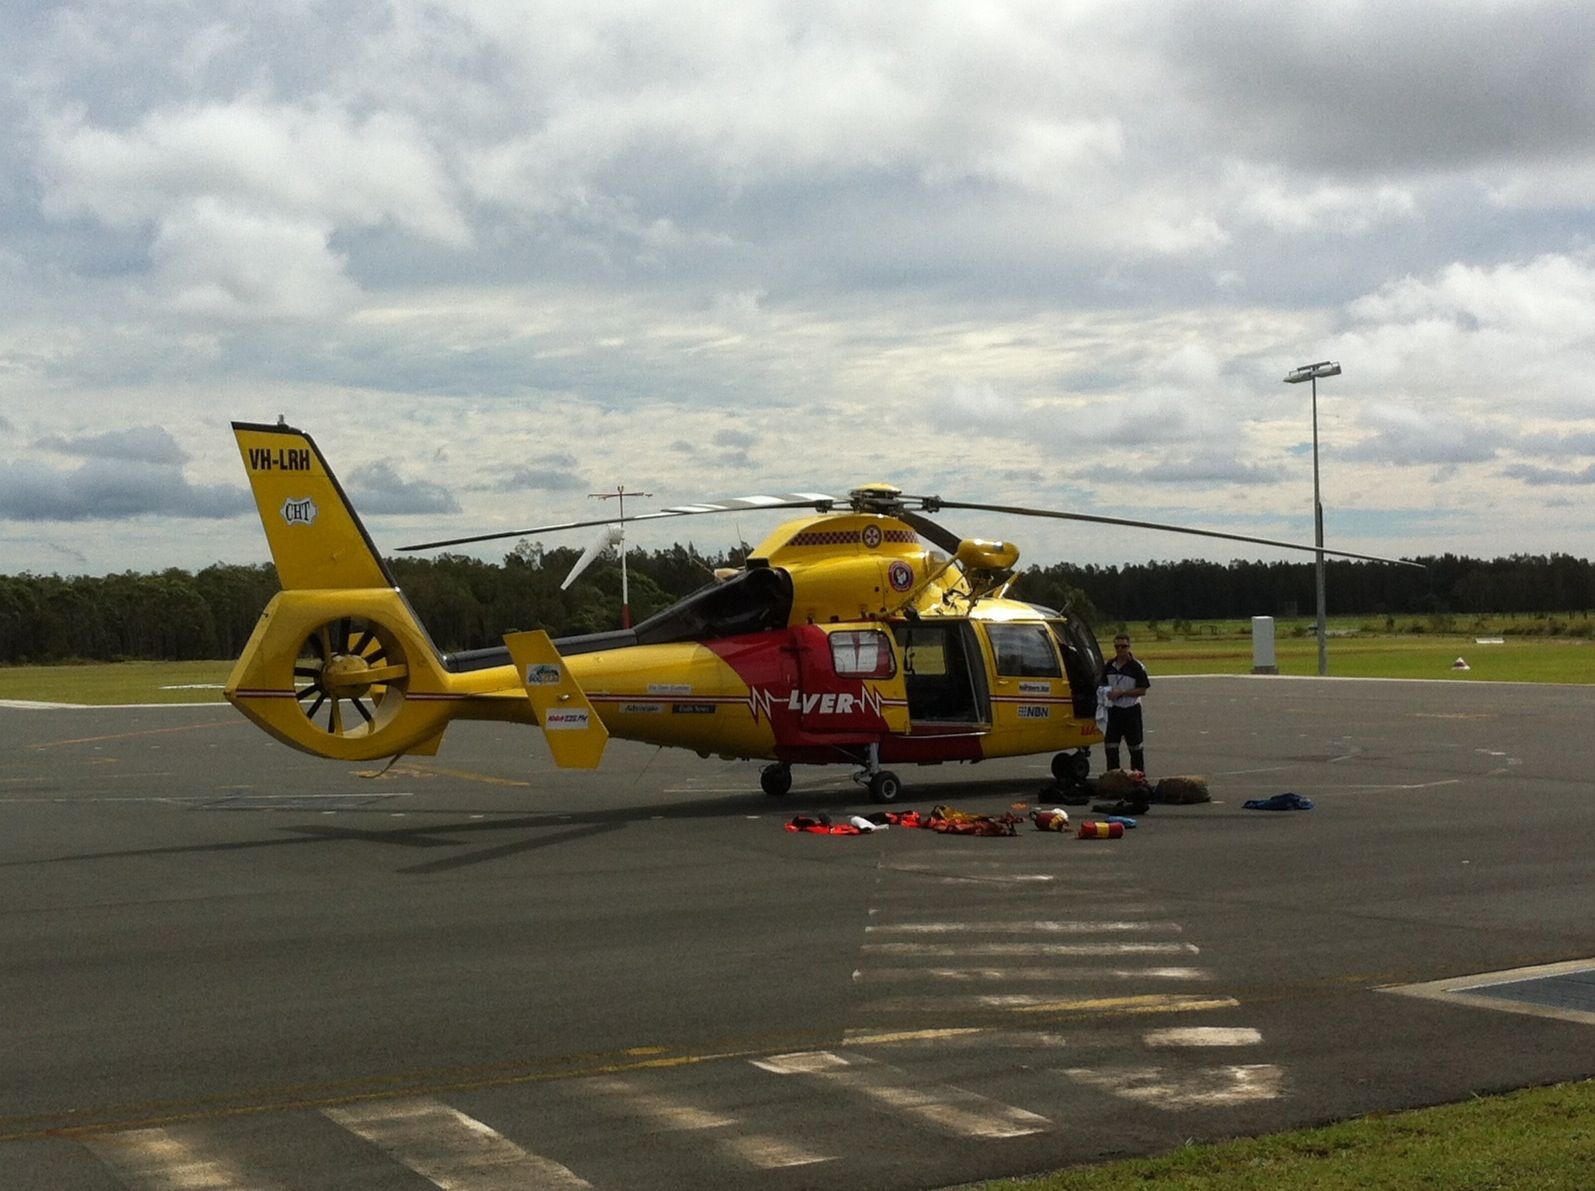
[1052,750,1091,784]
[760,763,793,797]
[293,616,409,739]
[868,770,903,804]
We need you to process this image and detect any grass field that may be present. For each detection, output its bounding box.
[1139,633,1592,682]
[966,1079,1595,1191]
[2,630,1589,705]
[0,660,234,704]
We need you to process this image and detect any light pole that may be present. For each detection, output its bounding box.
[1284,360,1341,677]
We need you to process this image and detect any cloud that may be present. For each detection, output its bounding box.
[31,99,468,319]
[345,461,460,515]
[1155,1,1595,175]
[0,457,251,521]
[36,424,188,465]
[1340,407,1504,467]
[480,453,586,493]
[1141,457,1286,485]
[37,101,468,244]
[5,3,1595,573]
[1501,462,1595,486]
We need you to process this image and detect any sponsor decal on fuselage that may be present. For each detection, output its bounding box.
[620,702,664,714]
[249,447,312,472]
[1017,705,1050,719]
[648,683,693,696]
[280,497,317,526]
[1017,681,1052,694]
[544,709,591,730]
[672,703,717,714]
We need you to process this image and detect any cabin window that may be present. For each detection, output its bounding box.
[986,623,1063,678]
[830,629,897,678]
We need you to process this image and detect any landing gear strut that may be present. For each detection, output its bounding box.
[760,763,793,797]
[852,743,903,804]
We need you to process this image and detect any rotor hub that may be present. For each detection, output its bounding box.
[848,483,905,516]
[320,653,375,699]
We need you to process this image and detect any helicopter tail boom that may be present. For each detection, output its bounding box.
[226,421,536,762]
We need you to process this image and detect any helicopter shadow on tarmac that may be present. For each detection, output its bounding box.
[15,771,1058,876]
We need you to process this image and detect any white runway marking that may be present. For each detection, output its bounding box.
[863,941,1200,957]
[866,920,1181,935]
[325,1098,592,1189]
[752,1051,1048,1138]
[582,1077,832,1168]
[854,966,1213,982]
[83,1126,288,1190]
[858,993,1239,1015]
[1143,1026,1263,1047]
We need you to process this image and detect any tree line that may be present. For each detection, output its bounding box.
[2,547,1592,665]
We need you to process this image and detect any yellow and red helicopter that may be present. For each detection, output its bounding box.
[226,421,1411,802]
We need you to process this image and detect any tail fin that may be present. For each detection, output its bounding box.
[504,630,610,768]
[233,421,394,591]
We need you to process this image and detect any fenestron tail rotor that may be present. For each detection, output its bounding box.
[293,616,410,737]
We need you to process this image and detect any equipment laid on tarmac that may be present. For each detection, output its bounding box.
[1155,775,1211,804]
[1243,792,1315,811]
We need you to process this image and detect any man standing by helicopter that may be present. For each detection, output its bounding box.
[1100,634,1151,778]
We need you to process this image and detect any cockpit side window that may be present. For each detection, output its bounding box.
[986,623,1063,678]
[829,628,896,678]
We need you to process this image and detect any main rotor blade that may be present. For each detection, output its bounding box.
[925,499,1422,567]
[398,494,841,552]
[896,509,964,554]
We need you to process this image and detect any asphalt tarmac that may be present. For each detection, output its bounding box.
[2,674,1592,1190]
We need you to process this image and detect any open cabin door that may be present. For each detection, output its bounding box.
[1048,616,1105,719]
[892,620,989,730]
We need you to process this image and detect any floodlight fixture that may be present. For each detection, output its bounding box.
[1285,361,1342,384]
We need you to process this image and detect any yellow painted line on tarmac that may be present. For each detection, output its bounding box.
[1013,993,1239,1015]
[366,762,531,788]
[844,1028,985,1046]
[29,720,238,750]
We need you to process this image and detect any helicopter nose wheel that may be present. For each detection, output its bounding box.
[868,770,903,803]
[760,763,793,797]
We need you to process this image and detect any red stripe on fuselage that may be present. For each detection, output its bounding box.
[704,628,988,761]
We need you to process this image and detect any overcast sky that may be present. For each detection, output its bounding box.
[5,0,1594,577]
